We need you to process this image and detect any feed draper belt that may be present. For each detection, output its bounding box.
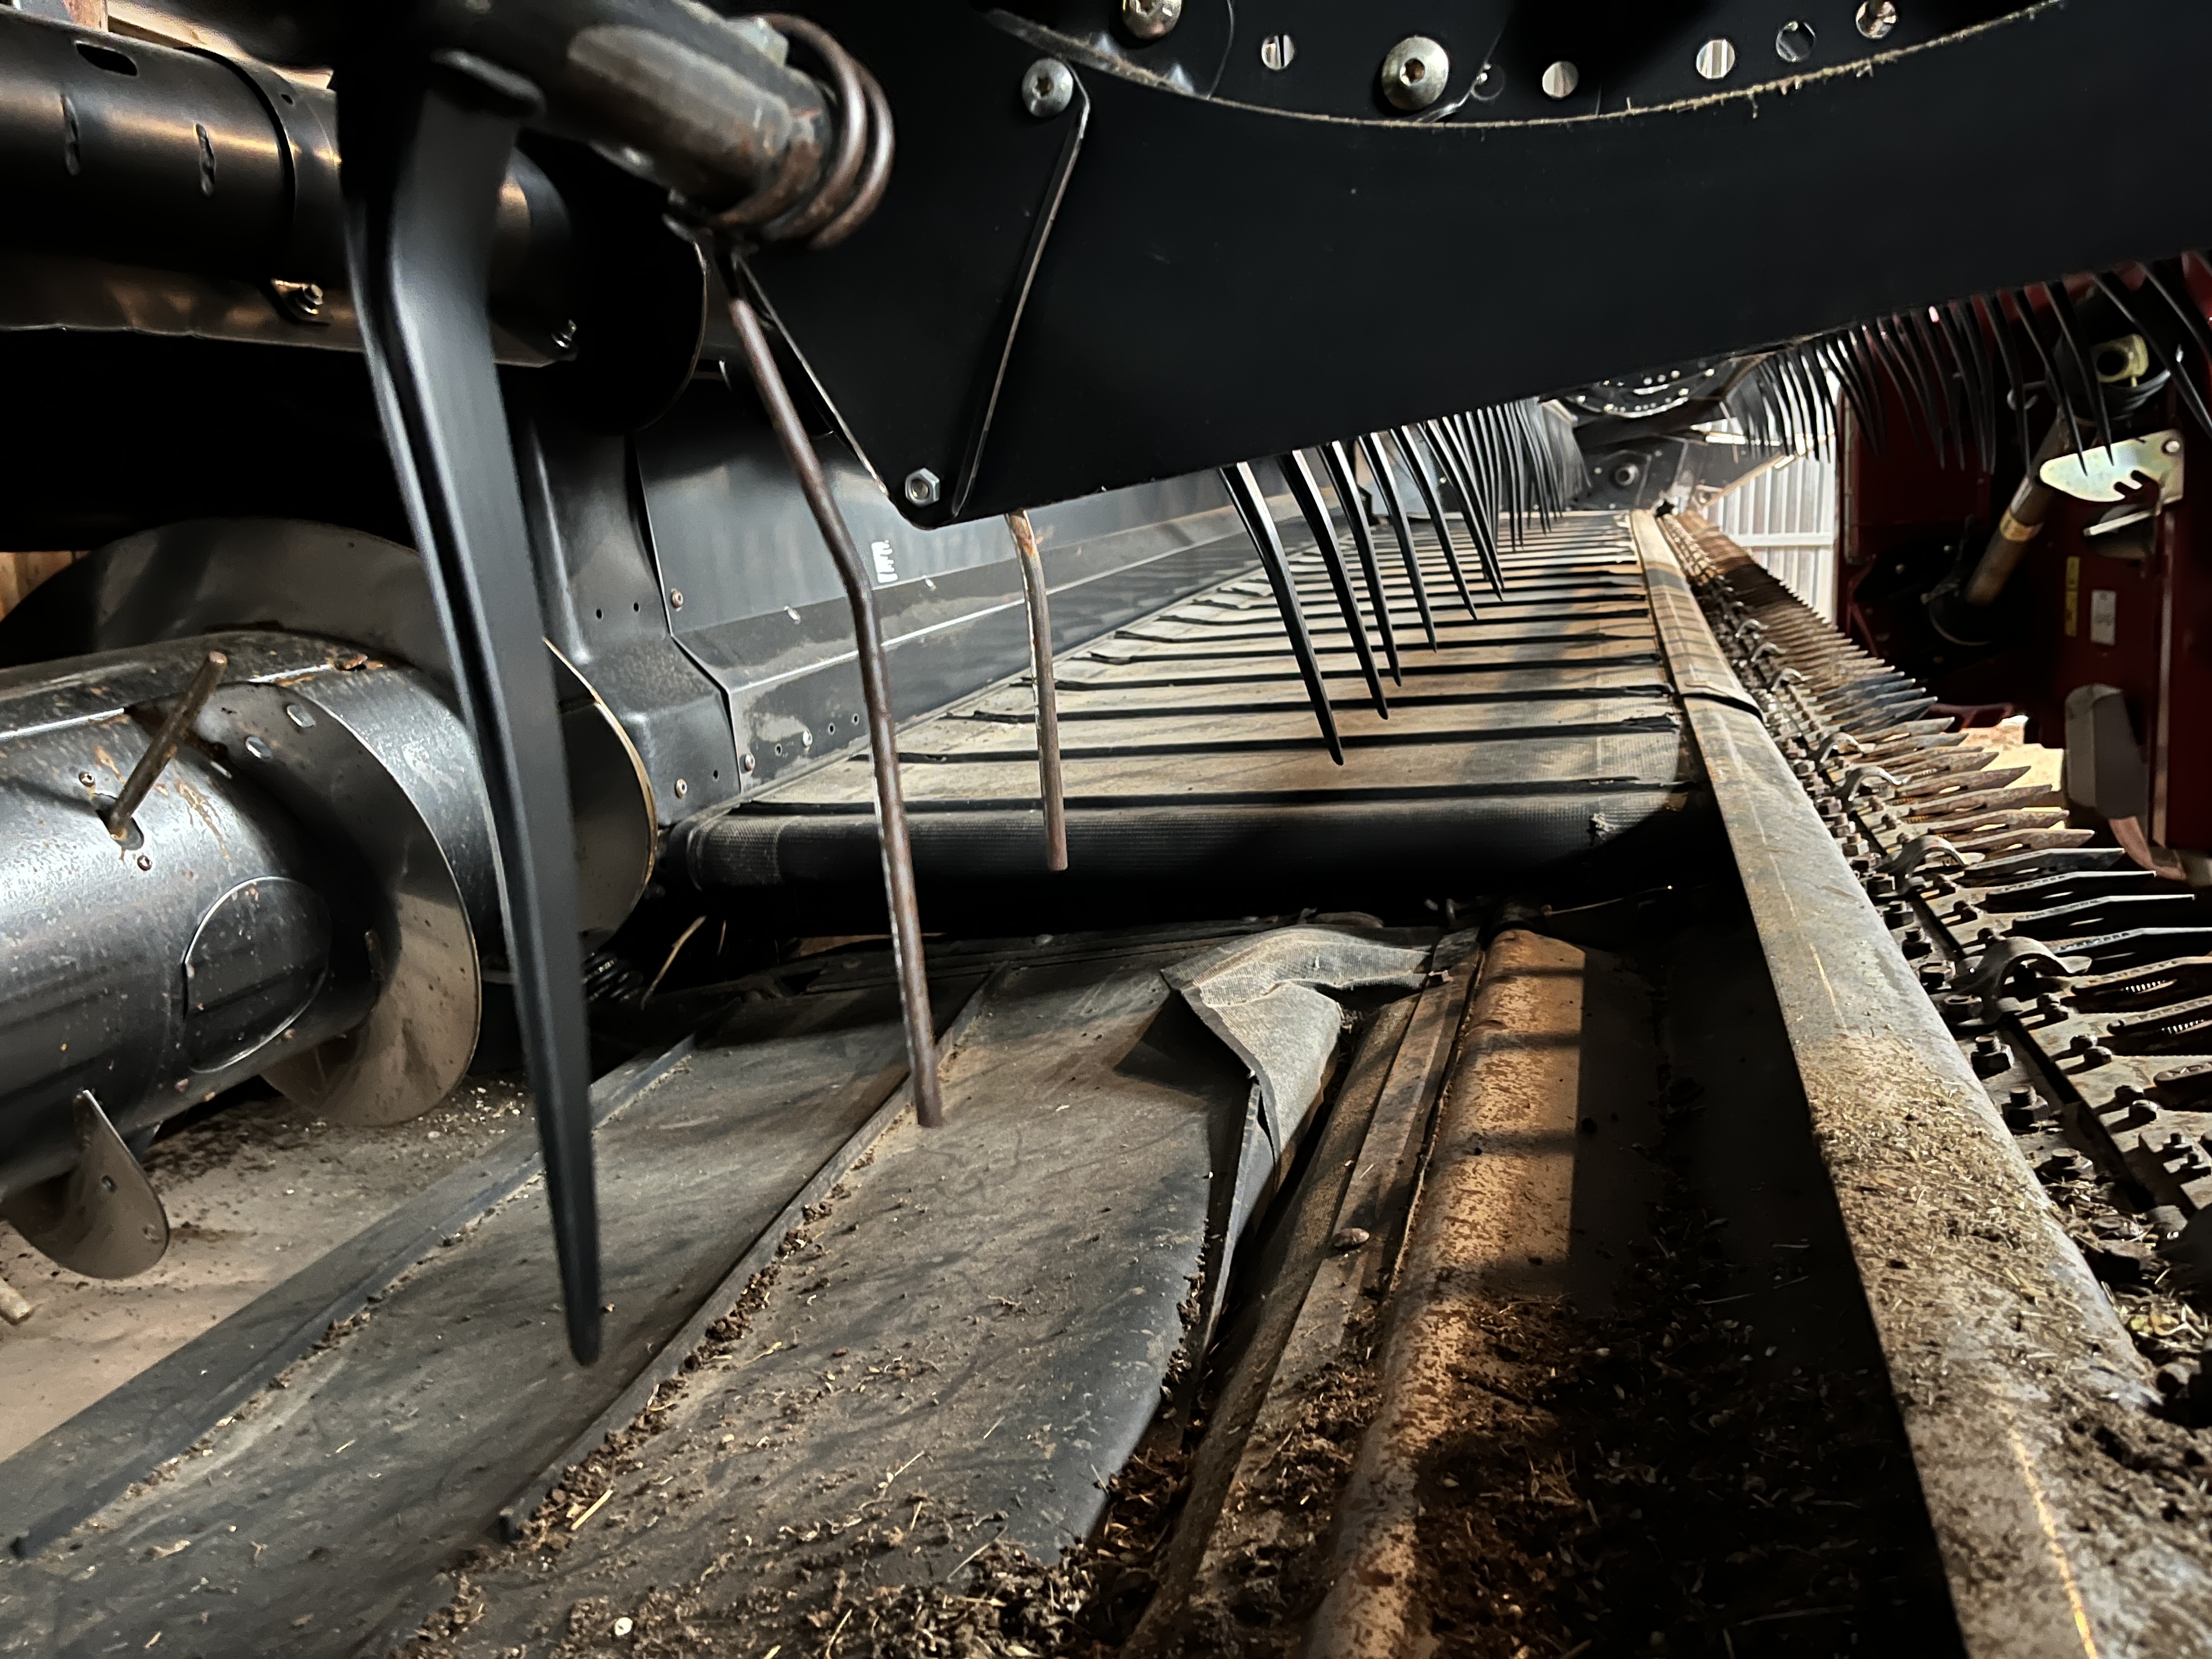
[1661,512,2212,1269]
[682,513,1713,895]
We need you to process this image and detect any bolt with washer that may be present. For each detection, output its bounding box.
[1021,58,1074,119]
[904,467,942,507]
[1380,36,1449,111]
[1121,0,1180,40]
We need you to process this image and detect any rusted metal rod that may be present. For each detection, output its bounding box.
[729,296,941,1128]
[1005,509,1068,872]
[104,649,225,842]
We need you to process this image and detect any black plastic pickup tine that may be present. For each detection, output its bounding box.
[1876,315,1943,462]
[1980,294,2035,465]
[1223,462,1342,763]
[2145,257,2212,373]
[1278,450,1387,718]
[1392,427,1479,619]
[1358,432,1438,651]
[2014,287,2087,461]
[341,57,601,1364]
[1323,439,1402,684]
[1904,308,1961,469]
[2102,268,2212,442]
[2043,280,2113,460]
[1429,418,1506,599]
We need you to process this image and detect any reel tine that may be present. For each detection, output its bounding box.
[1279,450,1387,718]
[1392,426,1481,619]
[1948,298,1999,475]
[2015,286,2088,460]
[1222,462,1342,762]
[2098,268,2212,441]
[1905,307,1962,468]
[2043,280,2113,458]
[1358,431,1440,650]
[1429,417,1506,599]
[1324,439,1402,683]
[1982,293,2035,466]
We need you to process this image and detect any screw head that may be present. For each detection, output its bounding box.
[1539,59,1578,98]
[674,777,688,798]
[1695,37,1736,79]
[1020,58,1074,119]
[1856,1,1898,40]
[669,589,685,610]
[1774,19,1816,63]
[136,853,152,871]
[550,318,579,352]
[740,752,757,775]
[1260,33,1295,71]
[77,771,95,789]
[903,467,942,507]
[1380,36,1449,111]
[1120,0,1180,41]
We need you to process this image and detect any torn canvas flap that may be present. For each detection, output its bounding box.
[1164,927,1431,1164]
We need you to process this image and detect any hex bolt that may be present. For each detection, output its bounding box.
[1020,58,1074,119]
[1120,0,1180,40]
[1900,928,1931,958]
[903,467,943,507]
[1970,1034,2008,1077]
[1380,36,1449,111]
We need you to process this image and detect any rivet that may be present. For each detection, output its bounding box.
[1539,59,1578,98]
[740,752,757,774]
[669,589,685,610]
[674,777,689,798]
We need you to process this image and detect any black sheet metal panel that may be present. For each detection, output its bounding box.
[754,2,2212,523]
[687,511,1708,891]
[0,978,974,1658]
[637,397,1259,799]
[1631,513,2212,1657]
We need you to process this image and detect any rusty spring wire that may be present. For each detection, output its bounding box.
[1005,510,1067,871]
[714,13,893,252]
[729,295,941,1128]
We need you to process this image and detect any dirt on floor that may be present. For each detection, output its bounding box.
[0,1076,529,1460]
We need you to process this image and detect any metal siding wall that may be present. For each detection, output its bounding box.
[1705,450,1838,620]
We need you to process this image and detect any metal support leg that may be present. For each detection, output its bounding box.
[341,52,600,1363]
[731,297,943,1127]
